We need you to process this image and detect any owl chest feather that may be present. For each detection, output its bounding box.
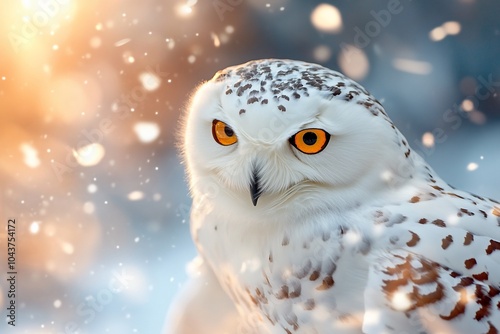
[195,209,377,332]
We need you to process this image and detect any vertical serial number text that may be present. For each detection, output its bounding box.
[7,218,17,326]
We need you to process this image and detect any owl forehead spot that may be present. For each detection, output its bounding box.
[212,59,384,117]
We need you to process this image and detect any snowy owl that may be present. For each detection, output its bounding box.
[165,59,500,334]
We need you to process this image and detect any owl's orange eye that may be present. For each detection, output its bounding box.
[212,120,238,146]
[289,129,330,154]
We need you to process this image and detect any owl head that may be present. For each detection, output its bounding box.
[182,59,416,223]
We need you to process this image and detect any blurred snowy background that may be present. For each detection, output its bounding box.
[0,0,499,333]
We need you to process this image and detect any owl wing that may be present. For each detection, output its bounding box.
[364,249,500,334]
[363,193,500,334]
[163,256,241,334]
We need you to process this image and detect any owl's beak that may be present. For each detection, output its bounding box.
[250,169,261,206]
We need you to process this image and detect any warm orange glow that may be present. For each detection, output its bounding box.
[39,74,102,123]
[7,0,77,55]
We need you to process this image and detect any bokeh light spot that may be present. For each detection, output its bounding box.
[311,4,343,34]
[61,241,75,255]
[139,72,161,91]
[30,221,41,234]
[338,44,369,80]
[128,191,144,201]
[391,292,412,311]
[312,45,332,63]
[422,132,435,148]
[443,21,461,35]
[392,58,432,75]
[73,143,105,167]
[467,162,479,171]
[429,27,446,42]
[87,184,98,194]
[83,201,95,214]
[211,32,221,48]
[20,143,40,168]
[461,99,474,112]
[133,122,160,143]
[114,38,131,47]
[430,21,461,41]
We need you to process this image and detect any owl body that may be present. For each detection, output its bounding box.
[166,59,500,334]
